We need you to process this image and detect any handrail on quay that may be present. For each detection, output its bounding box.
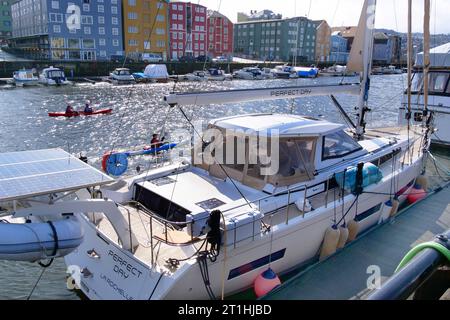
[367,229,450,300]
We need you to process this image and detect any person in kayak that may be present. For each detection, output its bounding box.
[151,134,164,148]
[84,103,93,114]
[65,105,74,114]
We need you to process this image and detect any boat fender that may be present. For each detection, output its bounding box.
[407,185,427,204]
[347,219,359,243]
[389,199,400,217]
[320,225,340,260]
[415,175,428,191]
[254,268,281,298]
[336,224,349,249]
[295,197,312,213]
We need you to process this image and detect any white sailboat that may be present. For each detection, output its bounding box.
[59,0,429,300]
[0,0,433,301]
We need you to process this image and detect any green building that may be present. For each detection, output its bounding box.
[233,16,316,63]
[0,0,12,42]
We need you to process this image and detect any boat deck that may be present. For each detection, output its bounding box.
[262,183,450,300]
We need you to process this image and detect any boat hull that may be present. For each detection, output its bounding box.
[64,153,423,300]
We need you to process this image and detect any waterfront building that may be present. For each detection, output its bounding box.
[372,32,402,64]
[122,0,169,61]
[169,1,207,60]
[0,0,12,43]
[233,16,316,62]
[237,10,282,23]
[10,0,124,60]
[329,31,349,64]
[331,26,357,51]
[314,20,331,63]
[207,10,233,59]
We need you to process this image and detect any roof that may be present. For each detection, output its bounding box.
[331,26,358,38]
[373,32,389,40]
[211,114,344,136]
[416,42,450,67]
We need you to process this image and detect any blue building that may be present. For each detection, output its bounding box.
[329,32,348,64]
[11,0,124,60]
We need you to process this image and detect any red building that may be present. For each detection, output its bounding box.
[207,11,234,58]
[169,2,207,59]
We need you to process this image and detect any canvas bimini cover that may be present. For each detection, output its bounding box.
[144,64,169,79]
[416,42,450,67]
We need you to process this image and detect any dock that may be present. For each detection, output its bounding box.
[263,183,450,300]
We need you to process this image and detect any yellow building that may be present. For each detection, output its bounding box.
[314,20,331,63]
[123,0,169,61]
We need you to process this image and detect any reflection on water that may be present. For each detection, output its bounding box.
[0,74,448,299]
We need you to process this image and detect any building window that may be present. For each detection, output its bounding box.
[81,16,93,25]
[128,0,136,6]
[82,39,95,49]
[128,12,138,20]
[111,6,117,14]
[98,5,104,13]
[112,17,118,25]
[112,28,119,35]
[53,25,61,33]
[99,38,106,46]
[99,50,106,57]
[128,26,138,33]
[99,27,105,35]
[98,16,105,24]
[156,14,164,22]
[113,39,119,46]
[128,39,138,46]
[51,1,59,9]
[144,41,150,50]
[83,4,90,12]
[68,38,80,48]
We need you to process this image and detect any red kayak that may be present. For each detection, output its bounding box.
[48,108,113,117]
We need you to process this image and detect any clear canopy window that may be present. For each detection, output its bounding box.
[194,129,317,189]
[48,70,64,78]
[411,72,450,94]
[322,131,362,160]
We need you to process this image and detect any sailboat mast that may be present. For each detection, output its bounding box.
[423,0,430,116]
[407,0,413,126]
[355,0,377,139]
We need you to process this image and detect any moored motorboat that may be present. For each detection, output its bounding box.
[39,67,72,86]
[232,67,264,80]
[108,68,136,85]
[12,69,39,87]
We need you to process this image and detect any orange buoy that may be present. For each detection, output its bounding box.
[254,268,281,298]
[407,184,427,204]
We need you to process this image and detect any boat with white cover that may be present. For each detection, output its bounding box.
[57,0,433,300]
[399,42,450,147]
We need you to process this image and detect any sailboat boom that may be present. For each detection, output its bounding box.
[164,83,360,107]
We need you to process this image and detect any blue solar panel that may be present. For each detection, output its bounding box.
[0,148,113,201]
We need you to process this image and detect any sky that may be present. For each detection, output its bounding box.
[182,0,450,34]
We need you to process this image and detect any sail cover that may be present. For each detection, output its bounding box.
[347,0,374,73]
[416,42,450,67]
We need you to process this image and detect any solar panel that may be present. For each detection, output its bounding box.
[0,148,113,202]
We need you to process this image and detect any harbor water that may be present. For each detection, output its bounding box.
[0,74,448,299]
